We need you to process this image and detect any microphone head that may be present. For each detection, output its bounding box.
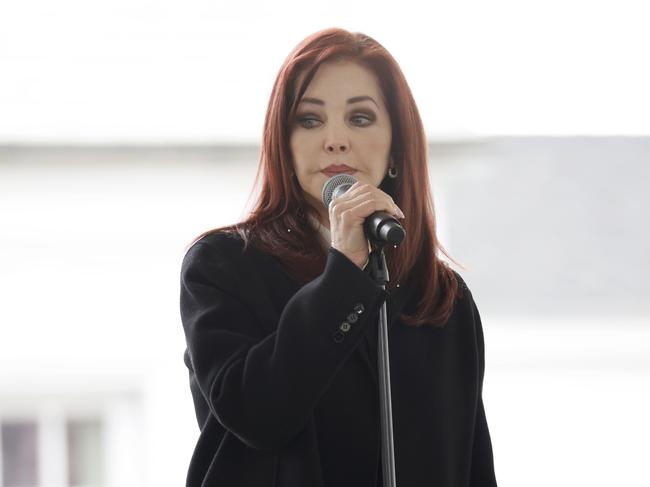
[321,173,358,208]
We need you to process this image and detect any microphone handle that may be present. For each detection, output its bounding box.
[364,211,405,246]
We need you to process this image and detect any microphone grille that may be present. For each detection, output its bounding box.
[321,173,358,208]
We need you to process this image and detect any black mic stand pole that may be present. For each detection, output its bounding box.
[366,238,397,487]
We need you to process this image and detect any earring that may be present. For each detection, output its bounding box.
[388,156,399,179]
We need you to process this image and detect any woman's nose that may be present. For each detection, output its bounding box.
[323,121,350,153]
[326,142,348,153]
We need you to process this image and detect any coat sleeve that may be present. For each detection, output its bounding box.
[469,297,498,486]
[179,239,389,451]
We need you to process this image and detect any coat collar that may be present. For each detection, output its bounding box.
[306,213,331,251]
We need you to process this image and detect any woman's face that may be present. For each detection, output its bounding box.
[289,59,392,225]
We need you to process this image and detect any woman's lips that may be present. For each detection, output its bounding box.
[321,167,357,176]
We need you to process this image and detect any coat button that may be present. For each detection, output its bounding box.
[353,303,365,314]
[340,322,351,332]
[346,313,358,323]
[332,330,345,343]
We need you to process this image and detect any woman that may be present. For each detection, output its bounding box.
[180,27,497,487]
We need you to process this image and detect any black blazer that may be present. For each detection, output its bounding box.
[180,231,497,487]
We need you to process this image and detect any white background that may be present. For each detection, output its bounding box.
[1,0,649,143]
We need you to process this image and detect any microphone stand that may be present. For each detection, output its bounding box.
[366,237,397,487]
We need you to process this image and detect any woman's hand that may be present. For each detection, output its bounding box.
[329,181,405,269]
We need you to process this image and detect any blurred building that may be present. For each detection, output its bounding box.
[0,136,648,486]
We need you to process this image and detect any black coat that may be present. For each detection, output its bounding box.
[180,231,497,487]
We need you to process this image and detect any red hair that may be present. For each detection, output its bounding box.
[188,27,465,327]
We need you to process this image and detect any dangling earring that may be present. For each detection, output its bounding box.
[387,156,399,179]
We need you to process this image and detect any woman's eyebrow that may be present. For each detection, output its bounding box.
[299,96,378,108]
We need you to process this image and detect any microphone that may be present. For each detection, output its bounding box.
[321,173,406,246]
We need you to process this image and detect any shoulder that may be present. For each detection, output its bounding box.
[448,268,481,320]
[449,269,484,333]
[180,230,251,279]
[446,267,472,303]
[181,228,282,284]
[183,230,246,262]
[450,268,469,293]
[192,229,246,250]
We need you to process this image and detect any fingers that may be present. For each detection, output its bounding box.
[340,194,401,220]
[349,182,395,208]
[328,181,404,267]
[330,185,403,220]
[336,182,388,205]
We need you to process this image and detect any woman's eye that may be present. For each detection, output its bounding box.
[296,113,374,129]
[297,117,321,129]
[351,114,373,126]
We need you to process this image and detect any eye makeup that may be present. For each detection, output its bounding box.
[294,110,376,128]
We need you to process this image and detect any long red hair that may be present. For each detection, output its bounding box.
[188,27,465,327]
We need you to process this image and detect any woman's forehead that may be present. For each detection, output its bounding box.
[293,61,385,107]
